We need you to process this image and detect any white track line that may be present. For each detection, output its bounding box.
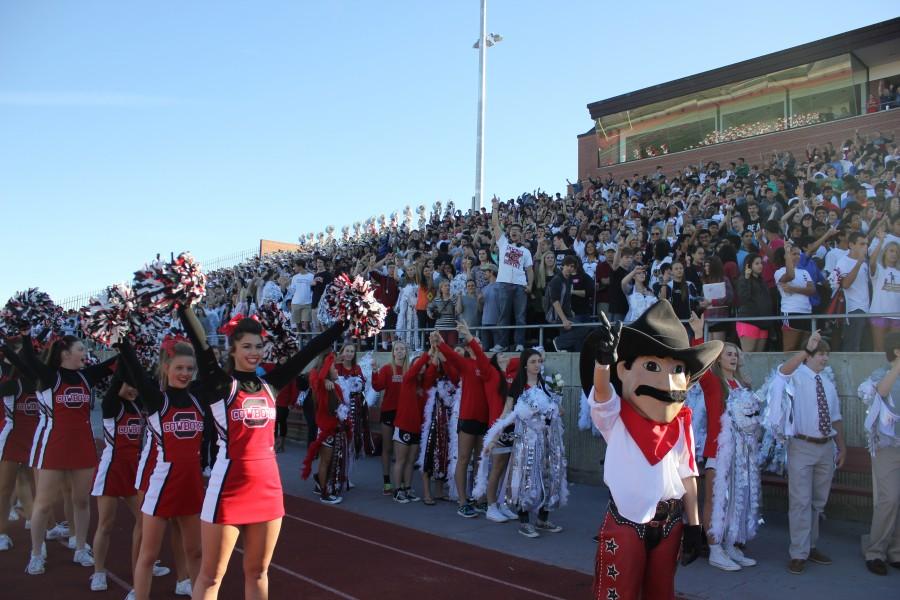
[283,512,570,600]
[234,547,360,600]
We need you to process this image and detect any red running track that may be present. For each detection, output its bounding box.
[0,492,593,599]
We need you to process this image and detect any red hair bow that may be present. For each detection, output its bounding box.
[217,314,266,338]
[161,334,189,358]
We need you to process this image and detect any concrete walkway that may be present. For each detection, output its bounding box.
[276,440,897,600]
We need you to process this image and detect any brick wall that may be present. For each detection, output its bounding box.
[577,109,900,182]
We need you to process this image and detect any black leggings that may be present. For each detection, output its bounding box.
[302,393,318,445]
[519,508,550,524]
[276,406,289,438]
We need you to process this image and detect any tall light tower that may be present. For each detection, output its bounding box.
[472,0,502,214]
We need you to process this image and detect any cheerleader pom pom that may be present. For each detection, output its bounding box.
[1,288,64,336]
[132,252,207,313]
[256,301,299,362]
[319,274,387,339]
[79,284,135,346]
[169,252,207,307]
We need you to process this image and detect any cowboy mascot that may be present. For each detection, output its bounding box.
[581,302,722,600]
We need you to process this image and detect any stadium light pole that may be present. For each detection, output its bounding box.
[472,0,501,214]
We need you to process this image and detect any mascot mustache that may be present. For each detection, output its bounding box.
[634,385,687,405]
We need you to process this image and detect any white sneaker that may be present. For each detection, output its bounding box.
[175,578,192,596]
[726,545,757,567]
[90,571,108,591]
[24,519,31,530]
[499,503,518,520]
[489,345,505,353]
[152,560,171,576]
[26,554,45,575]
[202,467,212,477]
[67,535,77,549]
[45,522,70,540]
[486,504,508,523]
[709,544,741,571]
[124,591,136,600]
[0,533,12,551]
[8,508,19,521]
[74,547,95,567]
[515,345,524,352]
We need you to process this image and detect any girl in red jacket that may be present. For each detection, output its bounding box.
[303,352,350,505]
[391,350,436,503]
[432,328,489,518]
[371,341,408,495]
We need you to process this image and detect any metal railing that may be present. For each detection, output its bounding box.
[269,311,891,353]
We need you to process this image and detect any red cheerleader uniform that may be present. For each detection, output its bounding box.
[19,336,117,470]
[0,378,41,465]
[143,391,205,517]
[91,376,143,498]
[179,308,345,525]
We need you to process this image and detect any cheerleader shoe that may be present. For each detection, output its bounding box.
[26,554,46,575]
[24,519,31,530]
[152,560,171,576]
[708,544,741,571]
[0,533,12,551]
[74,547,95,567]
[8,508,19,521]
[486,504,508,523]
[45,522,70,540]
[124,590,136,600]
[536,520,563,533]
[472,501,488,514]
[499,503,518,520]
[518,524,539,539]
[382,483,394,496]
[175,578,193,596]
[726,545,757,567]
[90,571,108,591]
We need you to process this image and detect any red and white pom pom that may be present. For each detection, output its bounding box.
[256,301,299,362]
[127,310,175,370]
[132,252,207,314]
[320,274,387,338]
[1,288,64,337]
[80,284,135,346]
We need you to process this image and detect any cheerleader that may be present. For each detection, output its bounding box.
[88,372,145,592]
[418,347,460,505]
[119,339,204,600]
[18,333,117,575]
[484,348,567,538]
[691,313,761,571]
[431,329,489,517]
[371,341,409,495]
[304,351,349,504]
[335,343,375,459]
[0,343,40,551]
[390,349,435,503]
[179,308,344,599]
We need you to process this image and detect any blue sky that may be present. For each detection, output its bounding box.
[1,1,896,303]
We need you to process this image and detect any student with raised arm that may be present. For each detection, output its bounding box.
[768,329,846,575]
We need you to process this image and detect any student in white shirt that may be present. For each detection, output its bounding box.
[868,235,900,352]
[770,330,846,575]
[836,232,870,352]
[774,244,815,351]
[288,259,315,331]
[490,196,534,352]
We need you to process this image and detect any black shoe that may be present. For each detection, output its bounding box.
[891,561,900,570]
[866,559,888,576]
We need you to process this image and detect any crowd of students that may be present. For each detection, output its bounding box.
[161,128,900,358]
